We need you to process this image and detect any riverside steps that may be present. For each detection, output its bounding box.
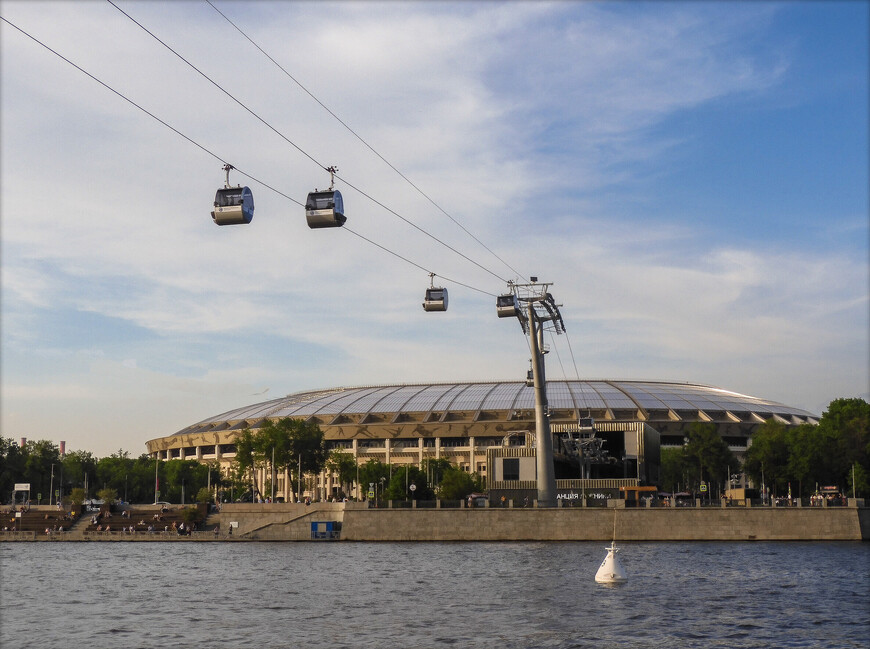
[3,500,867,542]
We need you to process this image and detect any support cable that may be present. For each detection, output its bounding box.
[0,14,494,298]
[107,0,510,284]
[206,0,527,282]
[343,228,496,297]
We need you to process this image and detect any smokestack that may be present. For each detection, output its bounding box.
[20,438,26,448]
[60,441,66,457]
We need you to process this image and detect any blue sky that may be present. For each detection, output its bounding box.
[1,1,867,457]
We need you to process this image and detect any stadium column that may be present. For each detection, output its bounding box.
[352,438,360,500]
[283,467,290,502]
[469,437,475,475]
[385,438,391,466]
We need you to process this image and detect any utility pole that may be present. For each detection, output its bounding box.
[498,278,564,507]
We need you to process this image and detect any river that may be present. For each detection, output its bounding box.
[2,541,868,648]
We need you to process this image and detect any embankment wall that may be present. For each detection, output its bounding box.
[219,503,870,542]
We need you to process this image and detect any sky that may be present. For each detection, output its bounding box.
[1,1,867,458]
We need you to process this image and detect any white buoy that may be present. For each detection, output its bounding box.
[594,541,628,584]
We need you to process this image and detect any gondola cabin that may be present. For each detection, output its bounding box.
[212,186,254,225]
[423,287,448,312]
[306,190,346,228]
[496,293,519,318]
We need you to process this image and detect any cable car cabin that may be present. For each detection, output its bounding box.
[496,293,519,318]
[306,190,346,228]
[423,287,448,312]
[212,186,254,225]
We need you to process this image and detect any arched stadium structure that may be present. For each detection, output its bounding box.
[146,380,818,501]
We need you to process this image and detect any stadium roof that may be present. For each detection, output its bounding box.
[173,380,818,436]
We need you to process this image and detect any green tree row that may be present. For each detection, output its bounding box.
[743,398,869,498]
[229,418,329,501]
[660,398,869,499]
[335,456,482,501]
[659,422,741,498]
[0,439,221,505]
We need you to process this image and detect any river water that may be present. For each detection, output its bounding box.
[2,541,868,648]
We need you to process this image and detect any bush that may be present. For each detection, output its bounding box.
[67,487,86,505]
[195,487,212,504]
[96,487,118,504]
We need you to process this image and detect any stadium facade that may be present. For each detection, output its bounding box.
[145,380,817,501]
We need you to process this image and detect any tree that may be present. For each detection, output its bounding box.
[421,458,452,490]
[195,487,213,503]
[659,448,692,492]
[162,459,208,503]
[24,439,61,503]
[384,464,433,501]
[681,422,739,497]
[230,419,329,501]
[817,398,870,492]
[744,419,790,495]
[62,450,97,497]
[96,487,118,504]
[437,466,482,501]
[326,451,357,497]
[233,428,260,498]
[358,459,391,500]
[68,487,86,506]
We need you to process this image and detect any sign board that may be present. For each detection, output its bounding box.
[700,483,708,492]
[14,483,30,491]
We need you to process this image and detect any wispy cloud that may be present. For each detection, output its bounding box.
[1,1,866,455]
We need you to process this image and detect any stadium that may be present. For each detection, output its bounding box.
[145,379,818,502]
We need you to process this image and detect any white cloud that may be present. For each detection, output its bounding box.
[1,1,866,453]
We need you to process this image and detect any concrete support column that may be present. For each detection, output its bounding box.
[469,437,475,474]
[196,446,203,461]
[435,437,441,460]
[385,438,391,466]
[283,467,290,502]
[352,439,360,500]
[418,438,424,466]
[215,444,221,461]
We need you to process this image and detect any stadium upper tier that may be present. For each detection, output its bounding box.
[167,380,817,438]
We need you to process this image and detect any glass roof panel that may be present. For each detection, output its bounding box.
[372,384,432,412]
[587,382,638,409]
[449,383,499,410]
[343,386,409,413]
[401,384,460,412]
[431,383,473,411]
[567,382,608,409]
[480,383,524,410]
[545,382,575,409]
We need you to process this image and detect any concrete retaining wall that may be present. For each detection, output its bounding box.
[218,503,869,542]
